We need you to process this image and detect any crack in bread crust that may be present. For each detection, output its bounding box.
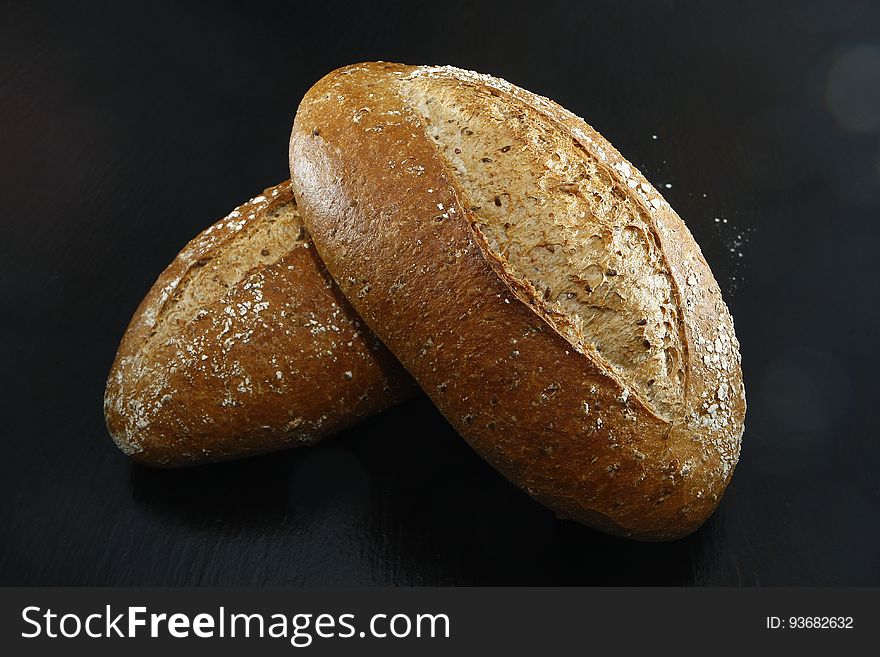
[401,74,687,420]
[139,190,308,362]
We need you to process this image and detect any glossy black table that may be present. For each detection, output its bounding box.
[2,0,878,585]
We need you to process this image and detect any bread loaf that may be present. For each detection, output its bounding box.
[290,63,746,540]
[104,181,415,466]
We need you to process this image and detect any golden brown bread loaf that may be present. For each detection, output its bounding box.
[104,181,415,466]
[290,63,746,540]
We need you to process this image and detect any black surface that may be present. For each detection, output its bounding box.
[1,0,878,586]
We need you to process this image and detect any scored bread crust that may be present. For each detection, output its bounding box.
[104,181,415,466]
[290,63,745,539]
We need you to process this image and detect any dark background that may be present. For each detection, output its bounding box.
[1,0,878,585]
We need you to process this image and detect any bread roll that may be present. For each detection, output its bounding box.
[104,181,415,466]
[290,63,745,540]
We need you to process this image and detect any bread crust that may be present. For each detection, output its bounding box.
[290,63,745,539]
[104,181,415,466]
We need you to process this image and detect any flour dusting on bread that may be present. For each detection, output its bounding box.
[104,182,414,465]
